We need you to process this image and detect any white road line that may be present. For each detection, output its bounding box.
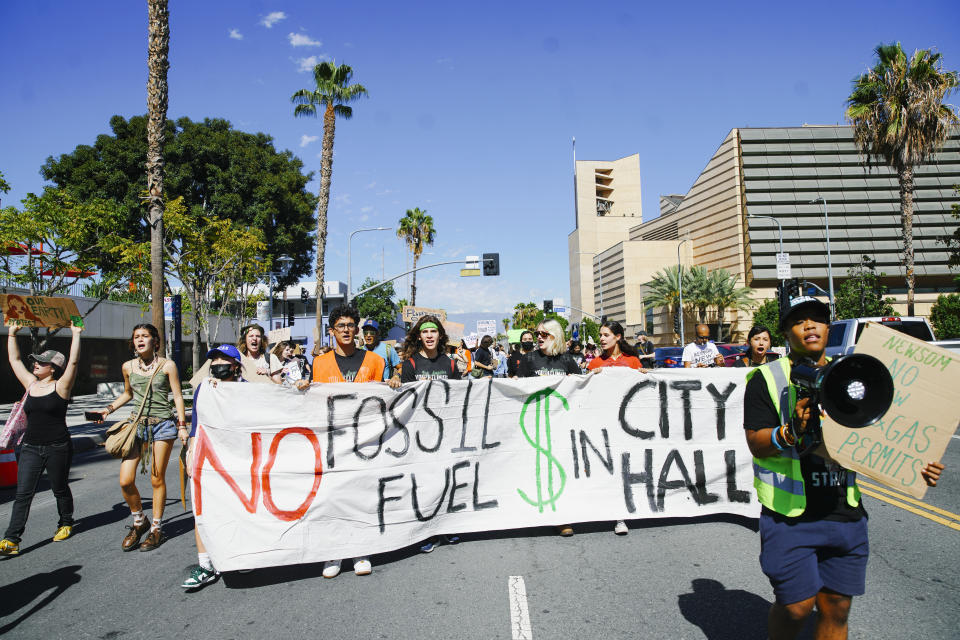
[508,575,533,640]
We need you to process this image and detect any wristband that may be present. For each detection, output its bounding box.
[770,427,785,451]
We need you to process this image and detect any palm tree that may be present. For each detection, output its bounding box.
[846,43,959,315]
[685,265,711,324]
[644,265,690,337]
[146,0,169,353]
[512,302,539,330]
[502,317,511,336]
[292,61,368,325]
[396,207,435,306]
[710,269,753,342]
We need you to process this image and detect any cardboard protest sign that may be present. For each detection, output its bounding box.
[268,326,290,344]
[402,306,447,323]
[823,323,960,499]
[1,294,80,328]
[193,368,758,571]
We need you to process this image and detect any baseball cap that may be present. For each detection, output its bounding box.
[635,330,648,337]
[30,350,66,369]
[780,296,830,329]
[361,319,379,331]
[206,344,242,361]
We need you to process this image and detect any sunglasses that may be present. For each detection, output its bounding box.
[695,335,710,342]
[536,331,552,339]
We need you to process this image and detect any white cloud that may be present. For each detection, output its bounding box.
[297,55,328,72]
[288,32,322,47]
[364,181,377,190]
[260,12,286,28]
[376,188,394,196]
[334,193,352,205]
[299,134,318,147]
[229,29,243,40]
[360,206,374,213]
[360,214,369,222]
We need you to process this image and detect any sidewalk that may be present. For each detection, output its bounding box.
[0,392,189,454]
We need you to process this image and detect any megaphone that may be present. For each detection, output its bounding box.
[789,354,894,455]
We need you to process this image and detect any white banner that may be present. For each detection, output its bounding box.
[193,368,758,571]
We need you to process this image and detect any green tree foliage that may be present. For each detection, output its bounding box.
[685,266,711,323]
[512,302,540,329]
[41,115,316,287]
[751,299,785,347]
[0,188,130,350]
[644,265,687,333]
[396,207,436,306]
[930,293,960,338]
[712,269,753,342]
[644,264,752,341]
[0,170,10,194]
[352,276,398,338]
[835,256,897,319]
[580,317,601,345]
[292,61,368,323]
[846,42,959,315]
[939,185,960,271]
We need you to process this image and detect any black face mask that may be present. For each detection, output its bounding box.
[521,341,535,351]
[210,364,236,380]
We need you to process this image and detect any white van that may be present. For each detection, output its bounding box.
[823,316,936,358]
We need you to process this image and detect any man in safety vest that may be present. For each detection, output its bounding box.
[312,305,386,384]
[742,296,944,640]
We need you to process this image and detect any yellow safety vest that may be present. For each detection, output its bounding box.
[746,357,860,517]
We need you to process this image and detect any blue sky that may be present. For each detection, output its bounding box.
[2,0,958,314]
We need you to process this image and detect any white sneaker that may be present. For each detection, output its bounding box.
[614,520,628,535]
[353,557,372,576]
[322,559,342,579]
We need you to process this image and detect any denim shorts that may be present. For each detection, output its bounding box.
[759,512,869,604]
[148,418,178,441]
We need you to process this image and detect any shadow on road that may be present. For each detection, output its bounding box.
[0,564,82,634]
[677,578,772,640]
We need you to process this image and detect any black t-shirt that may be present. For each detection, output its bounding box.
[637,340,655,356]
[732,353,779,368]
[335,350,368,382]
[507,350,525,377]
[743,373,865,522]
[400,352,461,383]
[518,351,582,377]
[473,346,493,377]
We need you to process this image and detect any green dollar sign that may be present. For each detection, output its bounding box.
[517,388,569,512]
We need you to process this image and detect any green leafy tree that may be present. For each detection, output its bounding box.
[292,61,368,325]
[711,269,754,342]
[580,317,600,345]
[930,293,960,338]
[685,266,711,323]
[939,185,960,271]
[0,170,10,195]
[512,302,540,329]
[644,264,690,337]
[41,115,316,287]
[0,188,130,351]
[834,256,897,319]
[352,276,398,338]
[396,207,436,306]
[846,42,959,315]
[751,299,785,347]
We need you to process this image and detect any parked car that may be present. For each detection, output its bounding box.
[824,316,936,358]
[930,339,960,356]
[716,343,749,367]
[654,347,684,368]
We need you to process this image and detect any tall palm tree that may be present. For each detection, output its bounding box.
[396,207,435,306]
[685,265,711,323]
[147,0,169,353]
[710,269,753,342]
[292,61,368,324]
[846,43,959,315]
[512,302,539,330]
[644,265,690,337]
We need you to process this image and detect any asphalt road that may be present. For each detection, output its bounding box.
[1,416,958,639]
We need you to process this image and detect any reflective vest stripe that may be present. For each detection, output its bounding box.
[752,461,805,496]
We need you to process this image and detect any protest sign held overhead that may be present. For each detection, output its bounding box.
[823,323,960,499]
[402,306,447,324]
[193,368,757,571]
[1,294,80,328]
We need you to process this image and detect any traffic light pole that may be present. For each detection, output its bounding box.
[351,258,496,301]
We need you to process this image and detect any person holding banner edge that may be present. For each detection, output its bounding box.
[742,296,944,640]
[1,323,82,555]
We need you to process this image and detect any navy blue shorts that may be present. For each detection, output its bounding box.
[759,513,869,604]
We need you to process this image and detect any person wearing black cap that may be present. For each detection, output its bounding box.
[1,323,83,555]
[742,296,945,639]
[361,318,400,385]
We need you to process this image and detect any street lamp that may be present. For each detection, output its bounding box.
[348,227,391,301]
[677,237,691,348]
[576,251,603,318]
[810,196,835,320]
[267,254,293,331]
[747,214,784,256]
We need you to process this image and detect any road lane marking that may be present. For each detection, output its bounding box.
[508,575,532,640]
[858,479,960,522]
[858,487,960,532]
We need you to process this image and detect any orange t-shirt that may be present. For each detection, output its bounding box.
[311,349,385,383]
[587,353,642,370]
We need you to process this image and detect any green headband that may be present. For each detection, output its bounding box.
[419,322,439,330]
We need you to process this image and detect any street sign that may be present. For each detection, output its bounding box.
[460,269,481,277]
[464,255,480,270]
[776,252,792,279]
[553,306,566,314]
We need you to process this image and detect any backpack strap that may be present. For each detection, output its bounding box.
[408,356,416,370]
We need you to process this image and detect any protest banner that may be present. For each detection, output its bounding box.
[193,368,757,571]
[402,306,447,323]
[1,294,80,328]
[477,319,497,338]
[823,323,960,499]
[268,326,291,344]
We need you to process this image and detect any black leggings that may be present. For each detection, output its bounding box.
[4,440,74,543]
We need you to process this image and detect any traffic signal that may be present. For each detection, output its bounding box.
[777,278,801,324]
[300,287,309,302]
[482,252,500,276]
[673,312,681,335]
[286,301,295,326]
[543,299,553,314]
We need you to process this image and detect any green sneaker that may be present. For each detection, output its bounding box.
[181,564,219,589]
[0,538,19,555]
